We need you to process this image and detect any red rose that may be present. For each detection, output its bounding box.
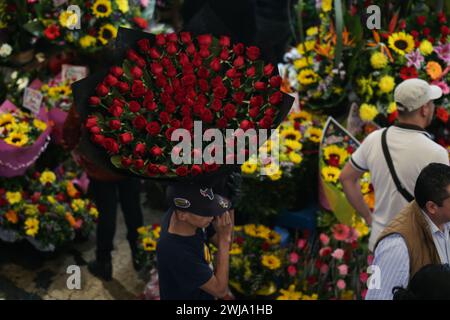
[181,74,197,87]
[258,116,272,129]
[89,96,101,106]
[146,121,161,136]
[148,146,162,157]
[131,80,146,97]
[109,119,121,130]
[145,101,157,111]
[398,20,406,30]
[159,111,170,124]
[233,56,245,68]
[224,103,237,119]
[240,120,254,131]
[44,24,60,40]
[233,92,245,104]
[439,12,447,24]
[249,107,260,119]
[220,49,230,60]
[198,67,210,79]
[198,79,209,92]
[170,119,181,129]
[250,95,264,108]
[213,86,228,99]
[166,32,178,42]
[146,163,159,176]
[180,32,192,44]
[219,36,231,47]
[127,49,140,61]
[96,83,109,97]
[130,66,143,79]
[109,105,123,117]
[423,27,431,37]
[233,43,244,55]
[216,117,228,129]
[137,38,150,52]
[119,132,133,144]
[417,15,426,26]
[167,42,178,55]
[211,100,222,112]
[121,157,132,167]
[269,76,282,88]
[150,62,164,76]
[246,46,260,61]
[86,116,98,129]
[269,91,283,105]
[149,48,161,59]
[132,115,147,130]
[254,81,267,91]
[208,58,221,72]
[166,66,177,78]
[186,43,196,55]
[134,159,145,170]
[197,34,212,46]
[38,204,48,214]
[211,76,223,88]
[437,107,449,123]
[134,143,146,157]
[133,16,148,29]
[265,108,276,117]
[201,108,213,123]
[92,134,105,145]
[226,68,241,79]
[105,74,118,86]
[191,165,202,176]
[89,126,101,134]
[263,63,274,76]
[199,46,210,58]
[158,165,169,174]
[103,138,119,154]
[246,66,256,77]
[117,81,129,93]
[411,30,419,38]
[176,166,189,176]
[441,26,449,36]
[155,34,166,46]
[182,118,193,130]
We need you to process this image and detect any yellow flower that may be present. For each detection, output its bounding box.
[255,225,271,239]
[261,255,281,270]
[153,226,161,239]
[359,103,378,122]
[33,119,47,131]
[241,161,258,175]
[285,139,303,151]
[321,166,341,183]
[40,170,56,185]
[288,152,303,164]
[79,35,97,48]
[387,102,397,114]
[266,231,281,245]
[71,199,85,212]
[265,164,282,181]
[360,181,370,194]
[378,75,395,93]
[280,127,302,141]
[419,40,433,56]
[58,11,79,29]
[4,132,29,147]
[302,293,318,300]
[296,40,316,54]
[24,204,38,216]
[323,145,349,165]
[293,56,313,69]
[353,218,370,238]
[305,127,323,143]
[142,237,157,251]
[370,52,388,69]
[115,0,129,13]
[92,0,112,18]
[15,122,30,134]
[89,207,99,218]
[25,218,39,237]
[244,224,257,237]
[426,61,443,80]
[98,24,117,45]
[47,196,56,204]
[234,226,243,232]
[0,113,15,128]
[6,191,22,205]
[297,69,319,85]
[277,285,302,300]
[388,32,414,55]
[322,0,332,12]
[288,111,312,124]
[137,226,149,235]
[229,243,242,255]
[306,27,319,37]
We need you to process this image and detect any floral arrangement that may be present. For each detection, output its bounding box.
[280,0,356,110]
[0,167,98,250]
[0,108,47,147]
[228,224,286,298]
[82,30,290,179]
[135,223,160,271]
[23,0,152,52]
[41,79,73,112]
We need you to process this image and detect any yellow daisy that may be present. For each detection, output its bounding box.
[261,255,281,270]
[4,132,29,147]
[71,199,86,212]
[288,152,303,164]
[306,27,319,37]
[296,40,316,55]
[388,32,414,55]
[293,56,313,69]
[98,24,117,45]
[378,75,395,94]
[244,224,257,237]
[321,166,341,183]
[89,207,99,218]
[115,0,129,13]
[323,145,349,165]
[92,0,112,18]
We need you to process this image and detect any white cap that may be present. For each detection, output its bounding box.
[394,78,443,112]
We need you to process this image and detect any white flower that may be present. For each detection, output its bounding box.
[17,77,29,90]
[0,43,12,58]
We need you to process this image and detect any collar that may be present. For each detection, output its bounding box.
[393,123,431,138]
[421,209,449,236]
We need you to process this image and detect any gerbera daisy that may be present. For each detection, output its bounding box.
[98,24,117,45]
[388,32,414,55]
[92,0,112,18]
[426,61,443,80]
[400,66,418,80]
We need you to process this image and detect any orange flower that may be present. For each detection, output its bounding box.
[426,61,443,80]
[5,210,18,224]
[364,193,375,210]
[66,182,80,198]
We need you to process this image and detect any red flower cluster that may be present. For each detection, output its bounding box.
[86,32,284,178]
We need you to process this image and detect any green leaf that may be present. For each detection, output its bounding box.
[110,155,122,169]
[123,60,132,79]
[334,0,344,67]
[23,21,44,37]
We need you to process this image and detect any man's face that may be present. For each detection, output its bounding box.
[432,185,450,224]
[184,212,215,229]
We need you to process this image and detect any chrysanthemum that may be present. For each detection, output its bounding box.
[378,75,395,94]
[419,40,433,56]
[359,103,379,122]
[388,32,414,55]
[370,51,388,69]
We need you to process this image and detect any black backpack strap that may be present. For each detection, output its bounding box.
[381,128,414,202]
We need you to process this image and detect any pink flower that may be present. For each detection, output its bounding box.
[359,272,369,283]
[332,224,351,241]
[297,239,306,249]
[337,264,348,276]
[319,233,330,246]
[331,248,345,260]
[367,254,374,265]
[289,252,299,264]
[287,265,297,277]
[345,228,359,243]
[432,81,450,95]
[320,264,329,274]
[336,279,346,290]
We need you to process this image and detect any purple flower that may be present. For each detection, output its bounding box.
[435,43,450,65]
[405,49,424,69]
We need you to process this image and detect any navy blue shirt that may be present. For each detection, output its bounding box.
[156,209,214,300]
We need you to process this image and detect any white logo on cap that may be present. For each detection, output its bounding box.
[200,188,214,200]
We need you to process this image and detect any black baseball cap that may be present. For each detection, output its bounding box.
[166,182,231,217]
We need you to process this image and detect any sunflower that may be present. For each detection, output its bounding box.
[305,127,323,143]
[266,231,281,245]
[244,224,257,237]
[92,0,112,18]
[288,111,312,124]
[261,255,281,270]
[40,170,56,185]
[293,56,313,69]
[297,69,319,85]
[241,161,258,175]
[264,164,282,181]
[288,152,303,164]
[370,51,388,69]
[33,119,47,132]
[280,127,302,141]
[284,139,303,151]
[142,237,157,251]
[388,32,414,55]
[0,113,15,128]
[6,191,22,205]
[359,103,378,122]
[79,35,97,48]
[98,24,117,45]
[25,218,39,237]
[296,40,316,55]
[277,285,302,300]
[255,225,271,238]
[323,145,349,165]
[426,61,443,80]
[4,132,29,147]
[321,166,341,183]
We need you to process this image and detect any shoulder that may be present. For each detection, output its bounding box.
[361,129,384,144]
[375,233,408,255]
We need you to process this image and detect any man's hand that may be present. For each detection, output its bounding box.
[212,211,233,245]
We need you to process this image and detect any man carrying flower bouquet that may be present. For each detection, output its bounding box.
[157,182,233,300]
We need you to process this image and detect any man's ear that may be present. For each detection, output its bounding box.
[419,105,428,117]
[425,200,439,215]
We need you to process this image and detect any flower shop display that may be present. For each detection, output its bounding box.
[0,166,98,251]
[0,100,51,177]
[319,117,375,225]
[73,27,293,180]
[135,223,160,271]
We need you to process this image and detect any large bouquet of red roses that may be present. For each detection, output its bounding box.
[72,28,293,179]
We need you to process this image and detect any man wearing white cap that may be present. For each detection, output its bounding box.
[340,78,449,252]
